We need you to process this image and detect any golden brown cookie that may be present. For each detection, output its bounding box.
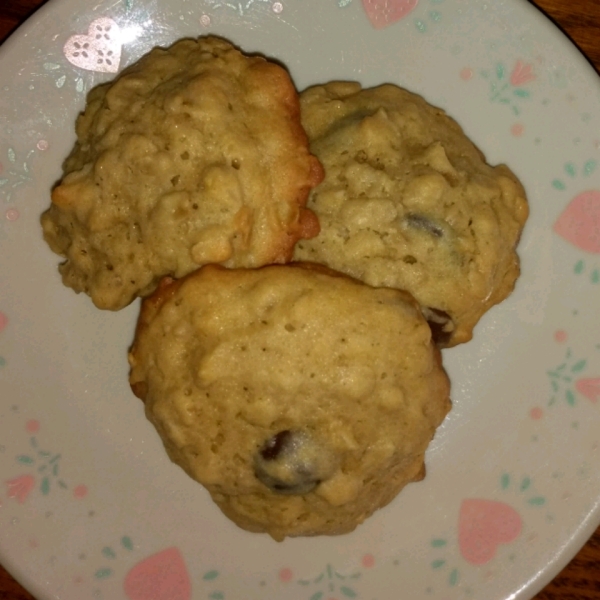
[128,263,451,540]
[41,36,322,310]
[294,82,529,346]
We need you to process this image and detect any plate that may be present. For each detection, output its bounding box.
[1,1,600,599]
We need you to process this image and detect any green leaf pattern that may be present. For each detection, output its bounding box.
[0,147,35,202]
[481,61,534,115]
[547,349,590,407]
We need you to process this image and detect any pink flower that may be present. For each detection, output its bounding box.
[510,60,536,86]
[6,475,35,504]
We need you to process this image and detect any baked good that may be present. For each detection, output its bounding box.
[128,263,451,540]
[41,36,322,310]
[294,82,529,346]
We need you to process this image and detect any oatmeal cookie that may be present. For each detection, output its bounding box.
[128,263,450,540]
[294,82,529,346]
[41,36,322,310]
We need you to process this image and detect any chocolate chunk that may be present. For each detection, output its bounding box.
[405,214,444,238]
[260,430,293,461]
[254,430,337,495]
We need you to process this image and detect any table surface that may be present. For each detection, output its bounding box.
[1,0,599,598]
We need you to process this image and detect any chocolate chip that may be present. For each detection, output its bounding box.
[260,430,292,461]
[405,214,444,238]
[421,307,454,346]
[254,430,337,495]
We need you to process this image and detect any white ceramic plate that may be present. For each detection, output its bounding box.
[1,1,600,598]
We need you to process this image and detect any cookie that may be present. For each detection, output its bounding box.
[41,35,322,310]
[294,82,529,346]
[128,263,451,540]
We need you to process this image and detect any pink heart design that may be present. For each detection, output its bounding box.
[124,547,192,600]
[576,378,600,403]
[553,190,600,254]
[64,18,121,74]
[6,475,36,504]
[458,499,522,565]
[361,0,419,29]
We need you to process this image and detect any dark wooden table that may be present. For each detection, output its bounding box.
[1,0,600,598]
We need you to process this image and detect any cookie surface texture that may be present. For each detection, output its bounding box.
[128,263,451,540]
[294,82,529,346]
[41,36,322,310]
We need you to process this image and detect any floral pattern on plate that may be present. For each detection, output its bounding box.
[1,0,600,599]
